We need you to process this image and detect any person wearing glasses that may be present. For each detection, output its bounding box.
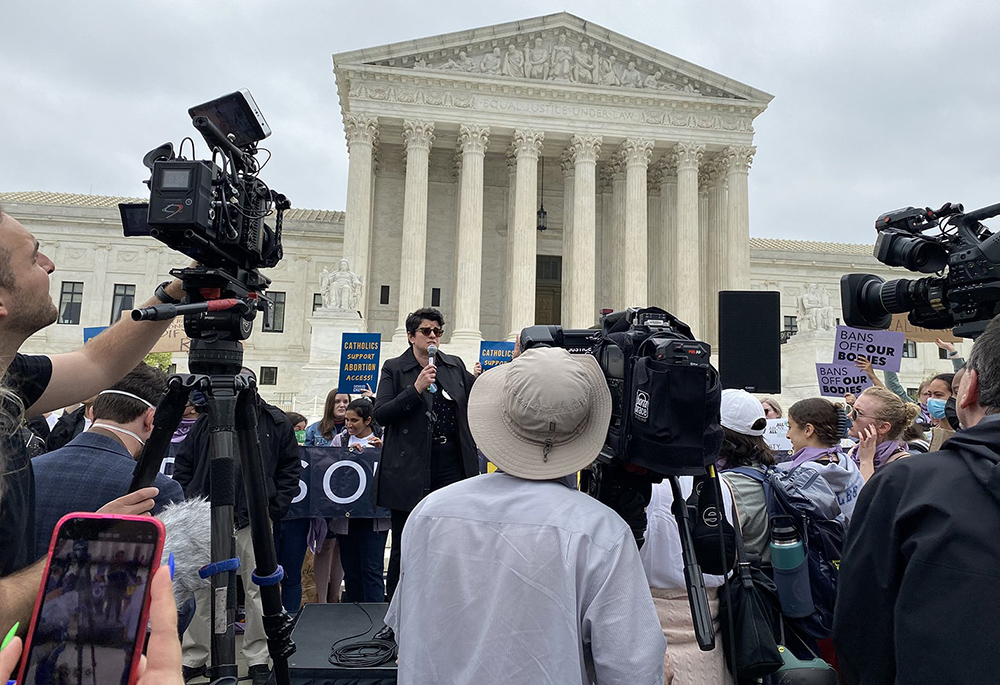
[374,307,480,601]
[845,387,920,482]
[760,396,782,419]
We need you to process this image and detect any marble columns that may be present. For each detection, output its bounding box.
[505,129,544,340]
[646,163,663,310]
[620,139,653,308]
[566,134,602,328]
[722,145,756,290]
[609,158,627,309]
[657,160,678,313]
[392,120,435,344]
[560,150,575,325]
[450,124,490,348]
[704,159,727,347]
[341,113,378,325]
[671,142,704,333]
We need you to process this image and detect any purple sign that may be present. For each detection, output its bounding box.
[833,326,905,372]
[816,363,874,398]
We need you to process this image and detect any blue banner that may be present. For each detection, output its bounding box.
[83,326,108,343]
[338,333,382,393]
[479,340,516,372]
[284,446,390,520]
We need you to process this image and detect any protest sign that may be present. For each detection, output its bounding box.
[338,332,381,393]
[816,363,873,398]
[763,418,792,452]
[888,313,960,344]
[83,326,108,343]
[479,341,516,372]
[283,446,390,520]
[151,317,190,353]
[833,325,905,372]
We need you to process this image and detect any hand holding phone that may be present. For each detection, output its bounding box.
[18,513,165,685]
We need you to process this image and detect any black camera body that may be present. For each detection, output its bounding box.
[520,306,722,478]
[841,201,1000,338]
[122,90,287,280]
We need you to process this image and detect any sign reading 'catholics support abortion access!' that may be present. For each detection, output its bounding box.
[338,332,381,393]
[833,326,905,372]
[816,363,874,398]
[479,341,517,372]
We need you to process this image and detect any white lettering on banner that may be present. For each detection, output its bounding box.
[159,455,175,475]
[291,459,309,504]
[763,419,792,452]
[323,460,367,505]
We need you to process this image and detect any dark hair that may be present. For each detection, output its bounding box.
[345,398,373,424]
[967,313,1000,412]
[788,398,841,447]
[718,427,776,470]
[930,373,955,395]
[92,363,167,423]
[405,308,445,337]
[319,388,350,440]
[285,412,307,427]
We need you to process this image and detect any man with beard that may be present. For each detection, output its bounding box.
[0,205,182,629]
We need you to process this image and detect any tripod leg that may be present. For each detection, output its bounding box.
[129,374,199,492]
[668,475,716,651]
[235,382,295,685]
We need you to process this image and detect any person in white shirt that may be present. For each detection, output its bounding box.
[385,347,666,684]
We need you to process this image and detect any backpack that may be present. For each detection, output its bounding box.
[591,307,723,477]
[726,465,847,640]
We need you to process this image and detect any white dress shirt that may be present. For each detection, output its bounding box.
[385,472,666,685]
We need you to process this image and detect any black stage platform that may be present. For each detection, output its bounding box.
[288,602,397,685]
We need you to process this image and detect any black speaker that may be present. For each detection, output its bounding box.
[718,290,781,393]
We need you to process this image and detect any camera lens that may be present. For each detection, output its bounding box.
[876,233,948,273]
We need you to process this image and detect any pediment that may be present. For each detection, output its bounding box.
[334,13,772,104]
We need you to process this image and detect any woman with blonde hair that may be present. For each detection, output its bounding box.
[847,386,921,481]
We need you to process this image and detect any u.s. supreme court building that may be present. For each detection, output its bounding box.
[4,14,965,414]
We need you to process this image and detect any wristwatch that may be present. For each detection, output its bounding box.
[154,280,181,305]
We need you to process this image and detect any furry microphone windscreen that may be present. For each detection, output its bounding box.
[156,496,211,604]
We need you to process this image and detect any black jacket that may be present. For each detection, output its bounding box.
[173,400,301,529]
[46,405,87,451]
[833,415,1000,684]
[373,346,477,511]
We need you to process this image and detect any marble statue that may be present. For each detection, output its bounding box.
[621,61,642,88]
[524,38,549,80]
[441,51,476,72]
[598,54,621,86]
[320,259,364,312]
[797,283,835,332]
[481,47,502,75]
[572,40,596,83]
[549,34,573,80]
[501,44,526,78]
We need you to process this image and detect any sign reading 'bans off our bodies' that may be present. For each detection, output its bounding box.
[833,326,905,372]
[816,363,874,398]
[338,332,381,393]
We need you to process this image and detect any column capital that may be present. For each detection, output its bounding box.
[670,142,705,172]
[618,138,654,168]
[606,154,626,181]
[344,113,378,147]
[720,145,756,173]
[457,124,490,154]
[511,129,544,159]
[559,150,575,176]
[698,166,713,191]
[506,144,518,172]
[701,157,727,186]
[647,164,664,193]
[568,134,603,164]
[402,120,435,151]
[655,154,678,182]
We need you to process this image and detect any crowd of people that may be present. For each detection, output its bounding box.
[0,198,997,685]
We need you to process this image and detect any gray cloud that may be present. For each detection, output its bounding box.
[2,0,998,247]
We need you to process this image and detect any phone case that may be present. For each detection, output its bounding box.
[18,512,166,685]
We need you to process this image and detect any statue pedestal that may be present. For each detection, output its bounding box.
[300,309,367,402]
[778,329,837,404]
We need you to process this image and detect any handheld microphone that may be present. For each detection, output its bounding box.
[427,344,438,394]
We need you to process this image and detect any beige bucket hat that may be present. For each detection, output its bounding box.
[468,347,612,480]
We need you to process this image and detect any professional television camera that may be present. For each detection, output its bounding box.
[841,201,1000,338]
[121,91,297,685]
[521,306,724,649]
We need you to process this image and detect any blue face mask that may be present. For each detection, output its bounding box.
[926,397,948,419]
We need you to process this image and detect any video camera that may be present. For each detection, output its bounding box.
[841,200,1000,338]
[521,306,722,479]
[119,90,290,364]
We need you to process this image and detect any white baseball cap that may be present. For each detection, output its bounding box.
[720,389,767,437]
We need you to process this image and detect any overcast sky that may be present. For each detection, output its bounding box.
[3,0,998,245]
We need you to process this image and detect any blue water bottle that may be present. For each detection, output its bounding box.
[770,517,814,618]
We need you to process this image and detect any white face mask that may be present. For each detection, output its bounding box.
[90,422,146,447]
[92,389,155,447]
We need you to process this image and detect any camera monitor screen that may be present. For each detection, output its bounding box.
[188,89,271,148]
[21,518,161,685]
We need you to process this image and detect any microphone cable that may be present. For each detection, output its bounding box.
[328,603,398,668]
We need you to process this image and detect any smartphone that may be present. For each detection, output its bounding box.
[18,513,165,685]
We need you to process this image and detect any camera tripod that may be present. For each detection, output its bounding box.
[129,266,295,685]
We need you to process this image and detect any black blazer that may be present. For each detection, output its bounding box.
[373,346,477,511]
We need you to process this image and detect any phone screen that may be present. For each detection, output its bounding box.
[21,517,161,685]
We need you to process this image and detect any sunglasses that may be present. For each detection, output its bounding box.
[849,406,869,420]
[417,327,444,337]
